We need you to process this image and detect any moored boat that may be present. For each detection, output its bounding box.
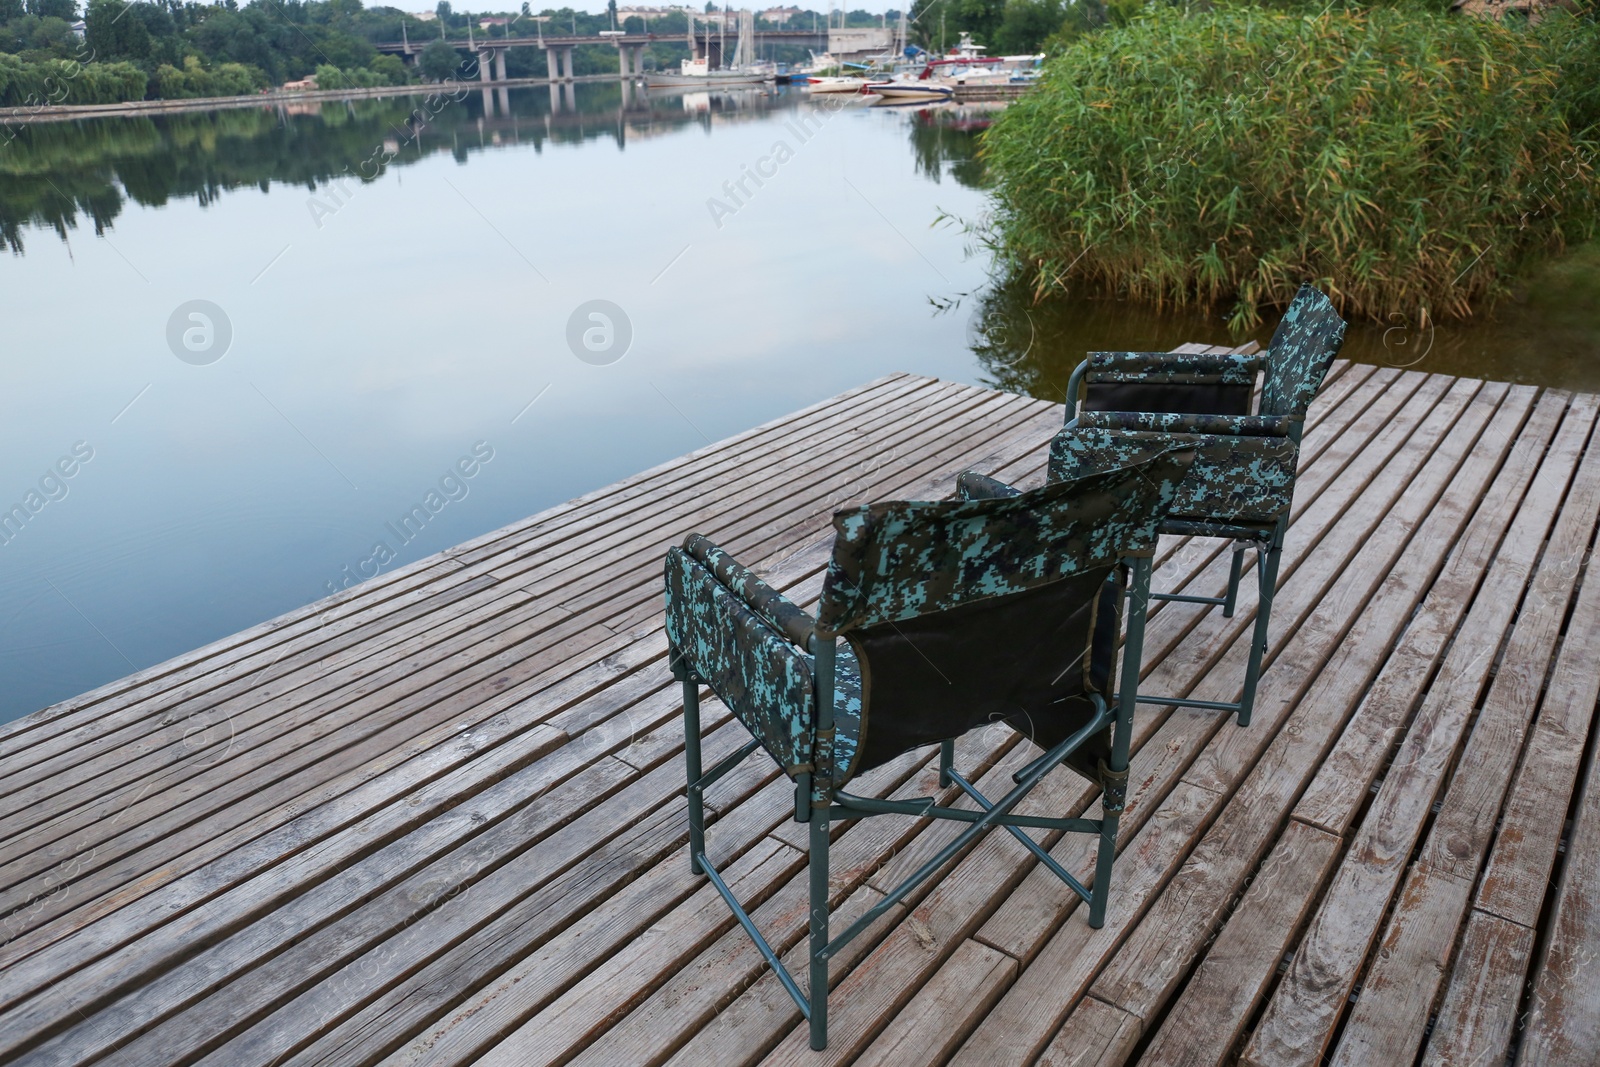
[864,80,953,101]
[806,76,869,93]
[646,57,768,88]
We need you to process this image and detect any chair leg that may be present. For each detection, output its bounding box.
[1222,540,1246,618]
[1236,521,1286,729]
[808,804,831,1050]
[682,676,706,875]
[938,739,956,788]
[1091,555,1150,929]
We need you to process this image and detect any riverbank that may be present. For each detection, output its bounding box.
[0,74,625,125]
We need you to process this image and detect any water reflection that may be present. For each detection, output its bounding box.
[966,243,1600,397]
[905,102,997,189]
[0,83,798,254]
[0,85,999,722]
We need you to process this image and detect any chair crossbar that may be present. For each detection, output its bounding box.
[831,793,1101,834]
[946,768,1096,902]
[1149,591,1229,606]
[691,736,763,795]
[1133,693,1242,713]
[1161,519,1275,540]
[823,710,1111,954]
[693,849,812,1019]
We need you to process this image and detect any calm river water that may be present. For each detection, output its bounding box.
[3,82,1597,721]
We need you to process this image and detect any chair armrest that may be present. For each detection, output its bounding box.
[1066,352,1263,427]
[955,470,1021,501]
[665,540,818,778]
[1084,351,1264,385]
[682,534,816,648]
[1077,411,1293,438]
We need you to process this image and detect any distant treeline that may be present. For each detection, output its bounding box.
[0,1,900,108]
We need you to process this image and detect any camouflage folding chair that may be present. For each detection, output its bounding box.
[1052,283,1347,727]
[663,448,1194,1050]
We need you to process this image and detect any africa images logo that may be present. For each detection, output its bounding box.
[1,442,94,548]
[324,441,495,595]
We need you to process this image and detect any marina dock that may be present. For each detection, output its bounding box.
[3,357,1598,1066]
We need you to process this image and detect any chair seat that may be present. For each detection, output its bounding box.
[1079,410,1294,437]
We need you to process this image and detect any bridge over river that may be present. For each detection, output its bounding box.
[372,30,832,83]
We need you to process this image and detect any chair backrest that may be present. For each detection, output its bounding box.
[815,450,1193,636]
[816,450,1194,776]
[1259,283,1348,420]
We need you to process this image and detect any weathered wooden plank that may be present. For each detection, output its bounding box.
[1130,388,1566,1067]
[1176,376,1509,795]
[353,748,934,1067]
[1293,389,1575,834]
[451,741,972,1067]
[1137,820,1342,1067]
[1418,484,1600,1064]
[1094,382,1516,1036]
[1035,995,1142,1067]
[535,740,1040,1067]
[1474,464,1600,930]
[972,368,1439,965]
[957,380,1520,1064]
[154,788,791,1066]
[1508,688,1600,1064]
[1420,908,1535,1067]
[846,938,1016,1066]
[941,785,1222,1067]
[7,734,731,1066]
[1327,402,1600,1064]
[0,634,640,973]
[1243,394,1596,1067]
[1327,864,1476,1067]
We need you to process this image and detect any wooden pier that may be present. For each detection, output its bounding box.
[3,359,1598,1066]
[949,82,1032,102]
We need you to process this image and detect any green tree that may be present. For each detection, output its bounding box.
[418,36,457,79]
[993,0,1064,53]
[1046,0,1142,46]
[24,0,73,18]
[908,0,1003,51]
[0,0,24,22]
[367,52,405,83]
[85,0,150,61]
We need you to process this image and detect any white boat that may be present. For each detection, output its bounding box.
[647,11,772,88]
[864,79,953,101]
[647,58,767,87]
[796,50,839,76]
[935,63,1009,86]
[806,76,868,93]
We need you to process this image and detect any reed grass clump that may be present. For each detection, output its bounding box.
[982,3,1600,328]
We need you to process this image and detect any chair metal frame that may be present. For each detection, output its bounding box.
[668,472,1177,1050]
[674,565,1151,1051]
[1057,284,1346,728]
